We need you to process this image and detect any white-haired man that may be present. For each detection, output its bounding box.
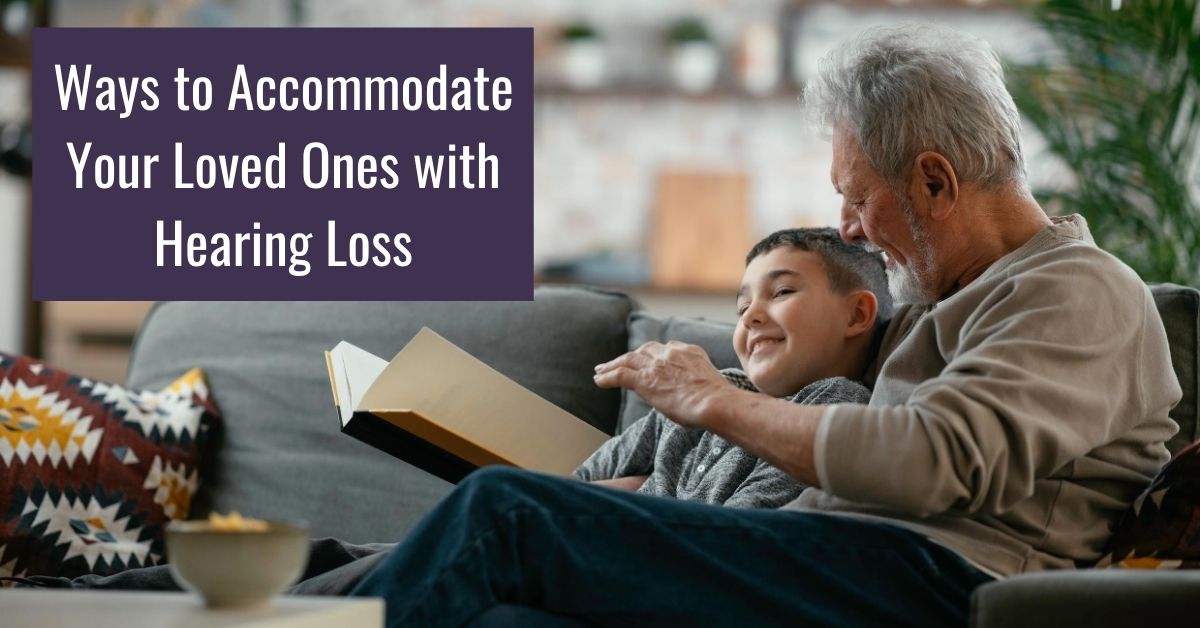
[349,24,1181,627]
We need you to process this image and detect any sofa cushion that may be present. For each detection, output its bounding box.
[1151,284,1199,454]
[970,569,1200,628]
[620,313,739,432]
[0,354,218,581]
[125,287,635,544]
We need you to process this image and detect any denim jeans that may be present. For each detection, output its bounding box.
[350,466,994,628]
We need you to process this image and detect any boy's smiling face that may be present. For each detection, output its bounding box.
[733,247,859,397]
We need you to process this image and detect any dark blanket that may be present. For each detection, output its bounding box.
[6,538,395,595]
[4,538,603,627]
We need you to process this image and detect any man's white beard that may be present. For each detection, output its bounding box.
[888,262,933,306]
[884,193,939,306]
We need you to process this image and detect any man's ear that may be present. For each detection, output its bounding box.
[845,290,878,340]
[910,151,959,221]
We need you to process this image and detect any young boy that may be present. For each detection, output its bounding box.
[574,227,892,508]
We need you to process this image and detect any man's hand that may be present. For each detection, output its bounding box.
[591,475,649,492]
[593,341,734,429]
[595,341,823,487]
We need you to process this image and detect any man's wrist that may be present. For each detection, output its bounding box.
[701,389,823,486]
[698,385,755,432]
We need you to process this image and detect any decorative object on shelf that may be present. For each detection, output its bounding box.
[0,0,33,68]
[1007,0,1199,287]
[124,0,233,28]
[737,21,781,95]
[0,121,30,178]
[665,17,721,94]
[558,21,606,91]
[650,169,751,291]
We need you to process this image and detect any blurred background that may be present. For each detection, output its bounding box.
[0,0,1196,383]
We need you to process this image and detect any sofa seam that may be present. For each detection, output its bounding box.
[1188,287,1199,442]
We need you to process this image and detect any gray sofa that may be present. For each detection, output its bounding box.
[126,284,1199,627]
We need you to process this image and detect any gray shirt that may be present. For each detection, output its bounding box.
[574,370,871,508]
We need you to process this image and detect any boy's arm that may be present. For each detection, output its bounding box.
[573,410,662,481]
[723,458,807,509]
[591,475,650,491]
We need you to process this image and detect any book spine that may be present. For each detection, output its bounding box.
[343,412,482,485]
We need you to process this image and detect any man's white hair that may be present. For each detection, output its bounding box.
[804,23,1027,192]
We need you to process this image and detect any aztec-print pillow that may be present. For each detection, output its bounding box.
[1093,440,1200,569]
[0,352,220,581]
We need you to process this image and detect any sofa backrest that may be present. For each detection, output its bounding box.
[621,283,1200,455]
[127,287,636,543]
[1152,284,1199,453]
[126,282,1197,544]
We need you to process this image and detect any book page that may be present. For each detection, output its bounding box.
[328,341,388,427]
[359,327,609,473]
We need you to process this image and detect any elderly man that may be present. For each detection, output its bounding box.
[349,24,1181,627]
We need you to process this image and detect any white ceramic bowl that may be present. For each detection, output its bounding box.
[165,520,309,608]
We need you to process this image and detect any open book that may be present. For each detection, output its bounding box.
[324,327,611,484]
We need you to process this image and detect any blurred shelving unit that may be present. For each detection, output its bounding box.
[534,85,804,102]
[42,302,156,385]
[23,0,1051,372]
[0,0,39,357]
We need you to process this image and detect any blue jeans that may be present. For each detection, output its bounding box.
[350,466,994,627]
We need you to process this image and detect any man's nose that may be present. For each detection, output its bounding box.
[839,204,865,243]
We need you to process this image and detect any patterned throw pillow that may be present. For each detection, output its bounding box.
[0,353,219,581]
[1094,440,1200,569]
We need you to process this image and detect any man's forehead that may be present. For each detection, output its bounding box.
[830,131,871,192]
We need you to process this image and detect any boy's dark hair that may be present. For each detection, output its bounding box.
[746,227,893,320]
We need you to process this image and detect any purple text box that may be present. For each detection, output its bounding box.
[33,28,533,300]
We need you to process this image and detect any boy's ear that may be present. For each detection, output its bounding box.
[845,290,878,339]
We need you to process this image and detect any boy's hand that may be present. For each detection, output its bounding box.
[593,341,735,429]
[591,475,649,491]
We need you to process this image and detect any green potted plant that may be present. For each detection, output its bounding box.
[1007,0,1199,286]
[559,20,605,90]
[665,17,720,93]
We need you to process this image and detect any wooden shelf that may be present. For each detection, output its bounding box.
[535,84,803,103]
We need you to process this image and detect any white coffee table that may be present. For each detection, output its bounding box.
[0,589,383,628]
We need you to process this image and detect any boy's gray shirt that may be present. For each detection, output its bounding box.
[574,371,871,508]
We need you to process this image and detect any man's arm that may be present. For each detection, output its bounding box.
[708,391,825,487]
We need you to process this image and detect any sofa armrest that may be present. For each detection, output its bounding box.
[970,570,1200,627]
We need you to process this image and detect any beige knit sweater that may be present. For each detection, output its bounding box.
[786,215,1182,577]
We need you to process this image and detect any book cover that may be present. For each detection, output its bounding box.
[325,327,611,484]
